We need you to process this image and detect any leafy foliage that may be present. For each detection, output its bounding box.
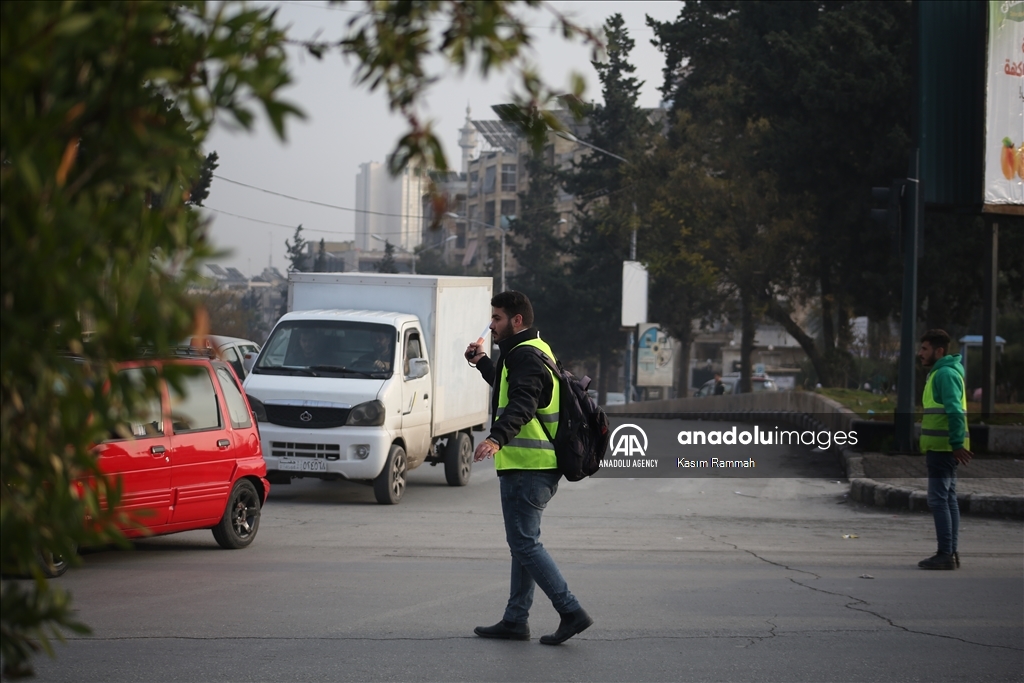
[306,0,601,173]
[0,1,300,676]
[648,0,913,386]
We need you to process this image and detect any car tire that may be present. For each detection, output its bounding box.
[37,545,75,578]
[373,444,407,505]
[212,479,261,549]
[444,432,472,487]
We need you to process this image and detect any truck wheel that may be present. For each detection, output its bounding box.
[213,479,261,549]
[374,444,407,505]
[444,432,472,486]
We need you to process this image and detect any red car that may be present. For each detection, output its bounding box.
[50,354,271,575]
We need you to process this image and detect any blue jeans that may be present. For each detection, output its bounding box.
[926,451,959,555]
[499,470,580,623]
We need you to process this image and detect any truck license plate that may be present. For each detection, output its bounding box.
[278,459,327,472]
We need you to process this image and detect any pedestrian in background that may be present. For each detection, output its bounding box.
[916,329,973,570]
[464,290,593,644]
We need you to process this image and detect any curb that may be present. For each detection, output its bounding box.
[842,449,1024,518]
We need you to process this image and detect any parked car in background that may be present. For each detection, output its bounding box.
[694,374,779,397]
[46,350,270,577]
[185,335,261,380]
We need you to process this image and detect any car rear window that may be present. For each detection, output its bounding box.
[215,365,252,429]
[168,367,222,433]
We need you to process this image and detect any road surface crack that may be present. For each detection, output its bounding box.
[697,530,1022,653]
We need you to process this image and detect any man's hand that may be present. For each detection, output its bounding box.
[953,448,973,466]
[474,438,499,462]
[465,342,486,364]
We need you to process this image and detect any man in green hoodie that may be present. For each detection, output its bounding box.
[916,329,973,570]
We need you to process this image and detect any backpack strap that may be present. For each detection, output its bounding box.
[523,348,558,445]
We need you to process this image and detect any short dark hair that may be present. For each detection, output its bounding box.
[920,329,951,351]
[491,290,534,328]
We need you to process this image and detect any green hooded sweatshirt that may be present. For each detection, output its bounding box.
[924,354,968,450]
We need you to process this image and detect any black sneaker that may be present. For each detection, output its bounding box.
[918,552,956,570]
[474,620,530,640]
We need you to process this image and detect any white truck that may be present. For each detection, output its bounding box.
[242,273,492,504]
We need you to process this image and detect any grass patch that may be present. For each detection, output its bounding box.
[814,388,1024,426]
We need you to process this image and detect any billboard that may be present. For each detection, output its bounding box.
[621,261,648,327]
[984,1,1024,208]
[636,323,675,387]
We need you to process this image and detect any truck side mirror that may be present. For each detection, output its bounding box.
[406,357,429,380]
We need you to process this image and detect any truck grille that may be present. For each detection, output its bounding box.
[270,442,342,460]
[265,405,350,429]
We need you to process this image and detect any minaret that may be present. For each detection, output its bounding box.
[457,104,478,175]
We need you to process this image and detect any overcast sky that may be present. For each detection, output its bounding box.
[201,1,683,276]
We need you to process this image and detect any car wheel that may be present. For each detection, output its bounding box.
[443,432,472,487]
[373,444,407,505]
[212,479,261,549]
[37,546,75,578]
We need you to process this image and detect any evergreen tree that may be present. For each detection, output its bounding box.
[508,154,571,353]
[376,240,398,273]
[285,224,308,272]
[562,14,652,400]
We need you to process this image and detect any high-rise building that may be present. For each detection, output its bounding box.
[354,158,426,253]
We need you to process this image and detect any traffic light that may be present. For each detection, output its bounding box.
[871,180,907,258]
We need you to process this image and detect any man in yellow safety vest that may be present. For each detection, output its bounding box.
[916,329,973,570]
[465,291,593,645]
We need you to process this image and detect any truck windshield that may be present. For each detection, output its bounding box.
[254,321,396,379]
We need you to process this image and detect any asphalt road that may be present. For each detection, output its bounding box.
[33,418,1024,682]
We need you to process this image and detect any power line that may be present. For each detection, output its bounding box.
[213,174,420,219]
[202,206,409,238]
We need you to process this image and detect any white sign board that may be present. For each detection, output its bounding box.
[636,323,675,387]
[983,1,1024,207]
[621,261,648,327]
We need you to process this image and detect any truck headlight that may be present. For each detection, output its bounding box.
[246,395,268,422]
[346,400,385,426]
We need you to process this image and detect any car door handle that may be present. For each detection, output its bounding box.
[150,445,165,455]
[217,439,230,449]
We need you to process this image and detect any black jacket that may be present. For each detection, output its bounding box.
[473,328,553,449]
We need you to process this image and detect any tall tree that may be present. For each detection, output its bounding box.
[285,225,308,272]
[508,154,572,353]
[562,14,653,400]
[649,1,914,386]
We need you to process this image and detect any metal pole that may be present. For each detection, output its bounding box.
[500,229,506,293]
[894,150,921,454]
[624,331,633,405]
[982,220,998,419]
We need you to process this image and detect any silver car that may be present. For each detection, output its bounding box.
[695,374,779,397]
[185,335,261,380]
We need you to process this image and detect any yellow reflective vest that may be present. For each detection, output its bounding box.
[494,337,560,471]
[920,362,969,453]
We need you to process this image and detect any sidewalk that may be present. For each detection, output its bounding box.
[843,450,1024,517]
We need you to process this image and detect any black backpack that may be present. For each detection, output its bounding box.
[530,350,610,481]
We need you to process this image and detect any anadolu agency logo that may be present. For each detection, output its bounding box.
[605,424,659,469]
